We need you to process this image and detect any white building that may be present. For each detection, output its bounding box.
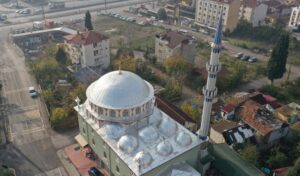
[289,6,300,29]
[195,0,241,32]
[64,31,110,68]
[239,0,268,27]
[75,70,205,176]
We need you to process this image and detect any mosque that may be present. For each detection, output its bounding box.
[74,16,265,176]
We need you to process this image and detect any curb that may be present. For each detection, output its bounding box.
[56,149,80,176]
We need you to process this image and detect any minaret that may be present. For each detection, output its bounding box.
[197,15,223,139]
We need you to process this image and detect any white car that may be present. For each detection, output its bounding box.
[28,87,37,97]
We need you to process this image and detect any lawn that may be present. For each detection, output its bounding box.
[90,15,165,51]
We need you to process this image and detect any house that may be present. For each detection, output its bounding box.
[210,120,254,145]
[265,0,292,16]
[165,3,180,23]
[155,96,198,132]
[276,102,300,125]
[64,30,110,69]
[155,30,196,64]
[221,92,289,147]
[239,0,268,27]
[195,0,241,32]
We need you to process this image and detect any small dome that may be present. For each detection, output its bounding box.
[149,108,162,125]
[134,151,153,168]
[86,71,154,109]
[139,126,159,143]
[158,118,177,137]
[118,135,138,153]
[175,132,192,147]
[103,123,126,140]
[156,141,173,156]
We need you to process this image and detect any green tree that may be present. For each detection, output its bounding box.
[85,10,93,31]
[157,8,167,20]
[267,33,290,84]
[50,107,68,129]
[55,47,67,65]
[267,148,288,168]
[162,79,182,101]
[240,142,259,166]
[288,157,300,176]
[113,56,136,72]
[180,101,200,122]
[163,54,192,80]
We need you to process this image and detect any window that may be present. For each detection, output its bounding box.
[95,58,100,63]
[110,110,116,117]
[93,50,98,56]
[82,127,86,134]
[136,107,141,114]
[116,165,120,173]
[123,110,129,117]
[104,151,107,158]
[92,138,95,146]
[93,43,97,48]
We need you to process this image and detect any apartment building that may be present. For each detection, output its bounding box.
[195,0,241,32]
[288,6,300,29]
[239,0,268,27]
[64,30,110,68]
[155,30,196,64]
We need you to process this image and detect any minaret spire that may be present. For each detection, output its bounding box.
[197,15,223,139]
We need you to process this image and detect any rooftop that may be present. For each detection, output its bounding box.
[211,120,240,133]
[242,0,258,8]
[236,100,284,136]
[75,105,203,176]
[64,30,109,45]
[156,30,192,49]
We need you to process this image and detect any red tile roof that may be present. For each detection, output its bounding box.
[223,104,235,113]
[155,96,196,125]
[64,31,109,45]
[158,31,191,49]
[236,100,283,136]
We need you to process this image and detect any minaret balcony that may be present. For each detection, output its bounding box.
[202,87,218,99]
[206,63,221,74]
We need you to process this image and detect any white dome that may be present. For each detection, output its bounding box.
[134,151,153,168]
[175,132,192,147]
[118,135,138,153]
[86,70,154,109]
[139,126,159,144]
[156,141,173,156]
[103,123,126,140]
[149,108,162,125]
[158,118,177,137]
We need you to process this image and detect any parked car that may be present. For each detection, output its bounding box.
[234,52,243,58]
[29,87,38,97]
[248,57,257,63]
[88,167,103,176]
[240,55,250,61]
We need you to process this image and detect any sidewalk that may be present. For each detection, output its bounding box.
[57,149,80,176]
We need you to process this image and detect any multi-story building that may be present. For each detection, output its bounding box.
[239,0,268,27]
[288,6,300,29]
[155,30,196,64]
[64,30,110,68]
[195,0,241,32]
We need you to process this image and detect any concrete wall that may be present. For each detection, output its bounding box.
[82,39,110,68]
[252,4,268,26]
[226,0,241,32]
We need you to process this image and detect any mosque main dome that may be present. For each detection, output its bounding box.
[86,70,154,109]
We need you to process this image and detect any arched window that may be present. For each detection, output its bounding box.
[98,107,103,115]
[110,110,116,117]
[136,107,141,114]
[123,110,129,117]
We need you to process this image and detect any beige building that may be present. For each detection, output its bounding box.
[64,31,110,69]
[195,0,241,32]
[155,30,196,64]
[239,0,268,27]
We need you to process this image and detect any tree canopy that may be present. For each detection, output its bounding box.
[267,33,290,84]
[240,142,259,166]
[163,54,192,80]
[85,10,93,31]
[157,8,167,20]
[288,157,300,176]
[180,101,200,122]
[55,47,67,65]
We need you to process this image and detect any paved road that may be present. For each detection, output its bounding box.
[0,29,68,176]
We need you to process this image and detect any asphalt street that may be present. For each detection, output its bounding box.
[0,27,68,176]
